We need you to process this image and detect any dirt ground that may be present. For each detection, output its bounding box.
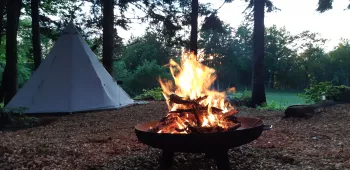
[1,101,350,170]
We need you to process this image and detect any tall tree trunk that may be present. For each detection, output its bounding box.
[31,0,41,70]
[4,0,21,106]
[102,0,114,74]
[251,0,266,107]
[190,0,198,56]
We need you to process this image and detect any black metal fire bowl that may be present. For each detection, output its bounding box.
[135,117,272,170]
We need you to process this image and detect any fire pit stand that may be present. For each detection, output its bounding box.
[135,117,272,170]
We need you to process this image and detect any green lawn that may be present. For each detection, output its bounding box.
[235,89,306,108]
[265,90,306,108]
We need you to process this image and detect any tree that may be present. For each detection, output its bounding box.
[31,0,41,70]
[199,21,237,89]
[243,0,278,107]
[329,40,350,85]
[4,0,22,105]
[297,46,328,88]
[102,0,114,74]
[264,25,295,89]
[145,0,213,48]
[251,0,266,107]
[316,0,350,12]
[190,0,198,55]
[121,32,173,71]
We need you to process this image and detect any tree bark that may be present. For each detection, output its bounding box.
[251,0,266,107]
[102,0,114,74]
[4,0,21,106]
[304,66,309,88]
[190,0,198,56]
[31,0,41,70]
[0,66,8,103]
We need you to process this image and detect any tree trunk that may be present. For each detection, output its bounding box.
[0,66,8,103]
[270,71,275,88]
[4,0,21,106]
[190,0,198,56]
[31,0,41,70]
[304,66,309,88]
[251,0,266,107]
[102,0,114,74]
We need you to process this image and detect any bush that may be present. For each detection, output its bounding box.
[257,100,286,111]
[122,60,171,96]
[228,89,252,107]
[298,82,350,103]
[134,87,164,101]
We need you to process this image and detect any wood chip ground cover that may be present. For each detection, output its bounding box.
[0,101,349,170]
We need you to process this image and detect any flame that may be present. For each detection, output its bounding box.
[156,52,238,134]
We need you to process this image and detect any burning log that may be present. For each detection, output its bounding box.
[168,106,223,114]
[150,103,241,134]
[195,95,208,103]
[169,94,199,106]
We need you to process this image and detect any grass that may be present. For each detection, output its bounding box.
[265,90,306,107]
[234,89,306,109]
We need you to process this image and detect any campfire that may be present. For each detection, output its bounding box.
[135,54,271,169]
[149,52,241,134]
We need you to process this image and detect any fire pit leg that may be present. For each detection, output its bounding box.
[159,150,174,170]
[214,151,230,170]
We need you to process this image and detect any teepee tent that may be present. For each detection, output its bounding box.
[5,22,134,114]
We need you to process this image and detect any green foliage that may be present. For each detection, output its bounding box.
[257,100,286,111]
[112,31,174,97]
[229,89,252,107]
[298,82,348,103]
[120,60,171,97]
[328,39,350,85]
[0,18,34,88]
[134,87,164,101]
[121,32,173,71]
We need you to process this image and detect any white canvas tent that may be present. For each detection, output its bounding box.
[5,22,135,114]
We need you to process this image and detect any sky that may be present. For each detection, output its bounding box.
[118,0,350,52]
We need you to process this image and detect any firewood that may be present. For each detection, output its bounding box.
[175,127,187,132]
[169,94,198,105]
[195,95,208,103]
[168,106,223,114]
[223,110,238,117]
[168,108,195,114]
[211,106,223,113]
[215,126,225,132]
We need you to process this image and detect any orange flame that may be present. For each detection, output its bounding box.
[157,52,238,133]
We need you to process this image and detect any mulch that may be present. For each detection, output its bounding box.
[0,101,350,170]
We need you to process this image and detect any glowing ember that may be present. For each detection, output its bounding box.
[150,52,240,134]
